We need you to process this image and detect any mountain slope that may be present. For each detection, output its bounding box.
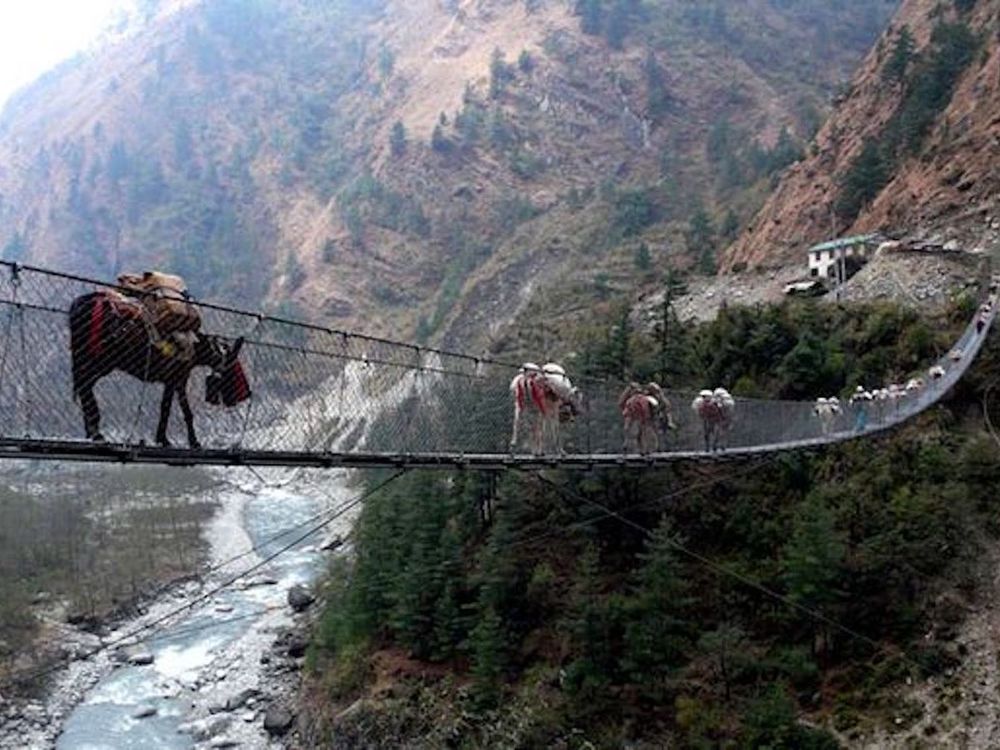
[0,0,896,342]
[724,0,1000,272]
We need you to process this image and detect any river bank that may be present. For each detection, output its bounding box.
[1,470,354,750]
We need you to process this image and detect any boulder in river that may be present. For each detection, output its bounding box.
[179,714,232,741]
[287,585,315,613]
[321,535,344,552]
[126,650,155,666]
[286,635,309,659]
[225,687,260,711]
[132,705,157,719]
[263,705,295,736]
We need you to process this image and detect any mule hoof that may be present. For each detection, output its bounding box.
[189,440,201,450]
[157,438,173,448]
[90,433,106,444]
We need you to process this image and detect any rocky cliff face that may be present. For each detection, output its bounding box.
[723,0,1000,272]
[0,0,894,343]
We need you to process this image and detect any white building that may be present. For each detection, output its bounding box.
[807,234,880,282]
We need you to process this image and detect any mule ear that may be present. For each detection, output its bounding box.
[229,336,244,362]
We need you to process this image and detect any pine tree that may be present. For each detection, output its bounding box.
[882,26,915,83]
[378,45,395,80]
[655,269,689,384]
[721,209,740,242]
[781,493,846,651]
[107,140,130,182]
[577,0,602,36]
[390,474,446,657]
[488,108,513,148]
[698,623,747,701]
[622,517,691,687]
[517,49,535,73]
[835,139,888,221]
[644,50,670,117]
[602,304,633,380]
[605,0,629,49]
[431,124,452,153]
[686,206,716,274]
[431,522,465,660]
[613,187,655,235]
[489,48,512,99]
[470,603,505,708]
[633,242,652,271]
[455,103,484,148]
[564,544,618,693]
[706,119,733,163]
[389,121,407,157]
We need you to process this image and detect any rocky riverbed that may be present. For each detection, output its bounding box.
[0,472,355,750]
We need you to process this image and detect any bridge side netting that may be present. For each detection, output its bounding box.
[0,261,995,460]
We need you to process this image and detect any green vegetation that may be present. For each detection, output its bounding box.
[0,0,897,329]
[882,26,915,83]
[337,173,431,245]
[389,121,406,157]
[686,205,717,275]
[835,140,889,223]
[307,300,1000,746]
[517,49,535,73]
[838,19,978,221]
[577,295,952,396]
[489,48,515,99]
[707,119,805,193]
[574,0,645,50]
[0,466,217,682]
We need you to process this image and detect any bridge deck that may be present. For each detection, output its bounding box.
[0,437,840,469]
[0,260,995,470]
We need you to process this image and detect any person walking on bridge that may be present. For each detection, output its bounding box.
[849,387,870,432]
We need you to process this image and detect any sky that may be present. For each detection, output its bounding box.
[0,0,127,109]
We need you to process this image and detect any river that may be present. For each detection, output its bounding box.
[51,473,353,750]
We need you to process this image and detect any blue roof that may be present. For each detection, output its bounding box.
[807,234,880,253]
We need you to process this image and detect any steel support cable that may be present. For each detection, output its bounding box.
[125,469,353,593]
[0,260,993,461]
[531,471,933,676]
[9,469,407,690]
[140,604,287,644]
[0,259,582,381]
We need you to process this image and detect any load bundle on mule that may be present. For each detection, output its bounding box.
[509,362,583,454]
[812,396,842,435]
[117,271,201,352]
[692,387,735,451]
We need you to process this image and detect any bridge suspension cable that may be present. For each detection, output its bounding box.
[0,260,996,469]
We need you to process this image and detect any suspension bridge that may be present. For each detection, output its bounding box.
[0,260,995,470]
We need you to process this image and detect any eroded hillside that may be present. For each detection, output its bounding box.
[724,0,1000,272]
[0,0,895,343]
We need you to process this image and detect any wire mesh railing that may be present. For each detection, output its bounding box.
[0,260,995,467]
